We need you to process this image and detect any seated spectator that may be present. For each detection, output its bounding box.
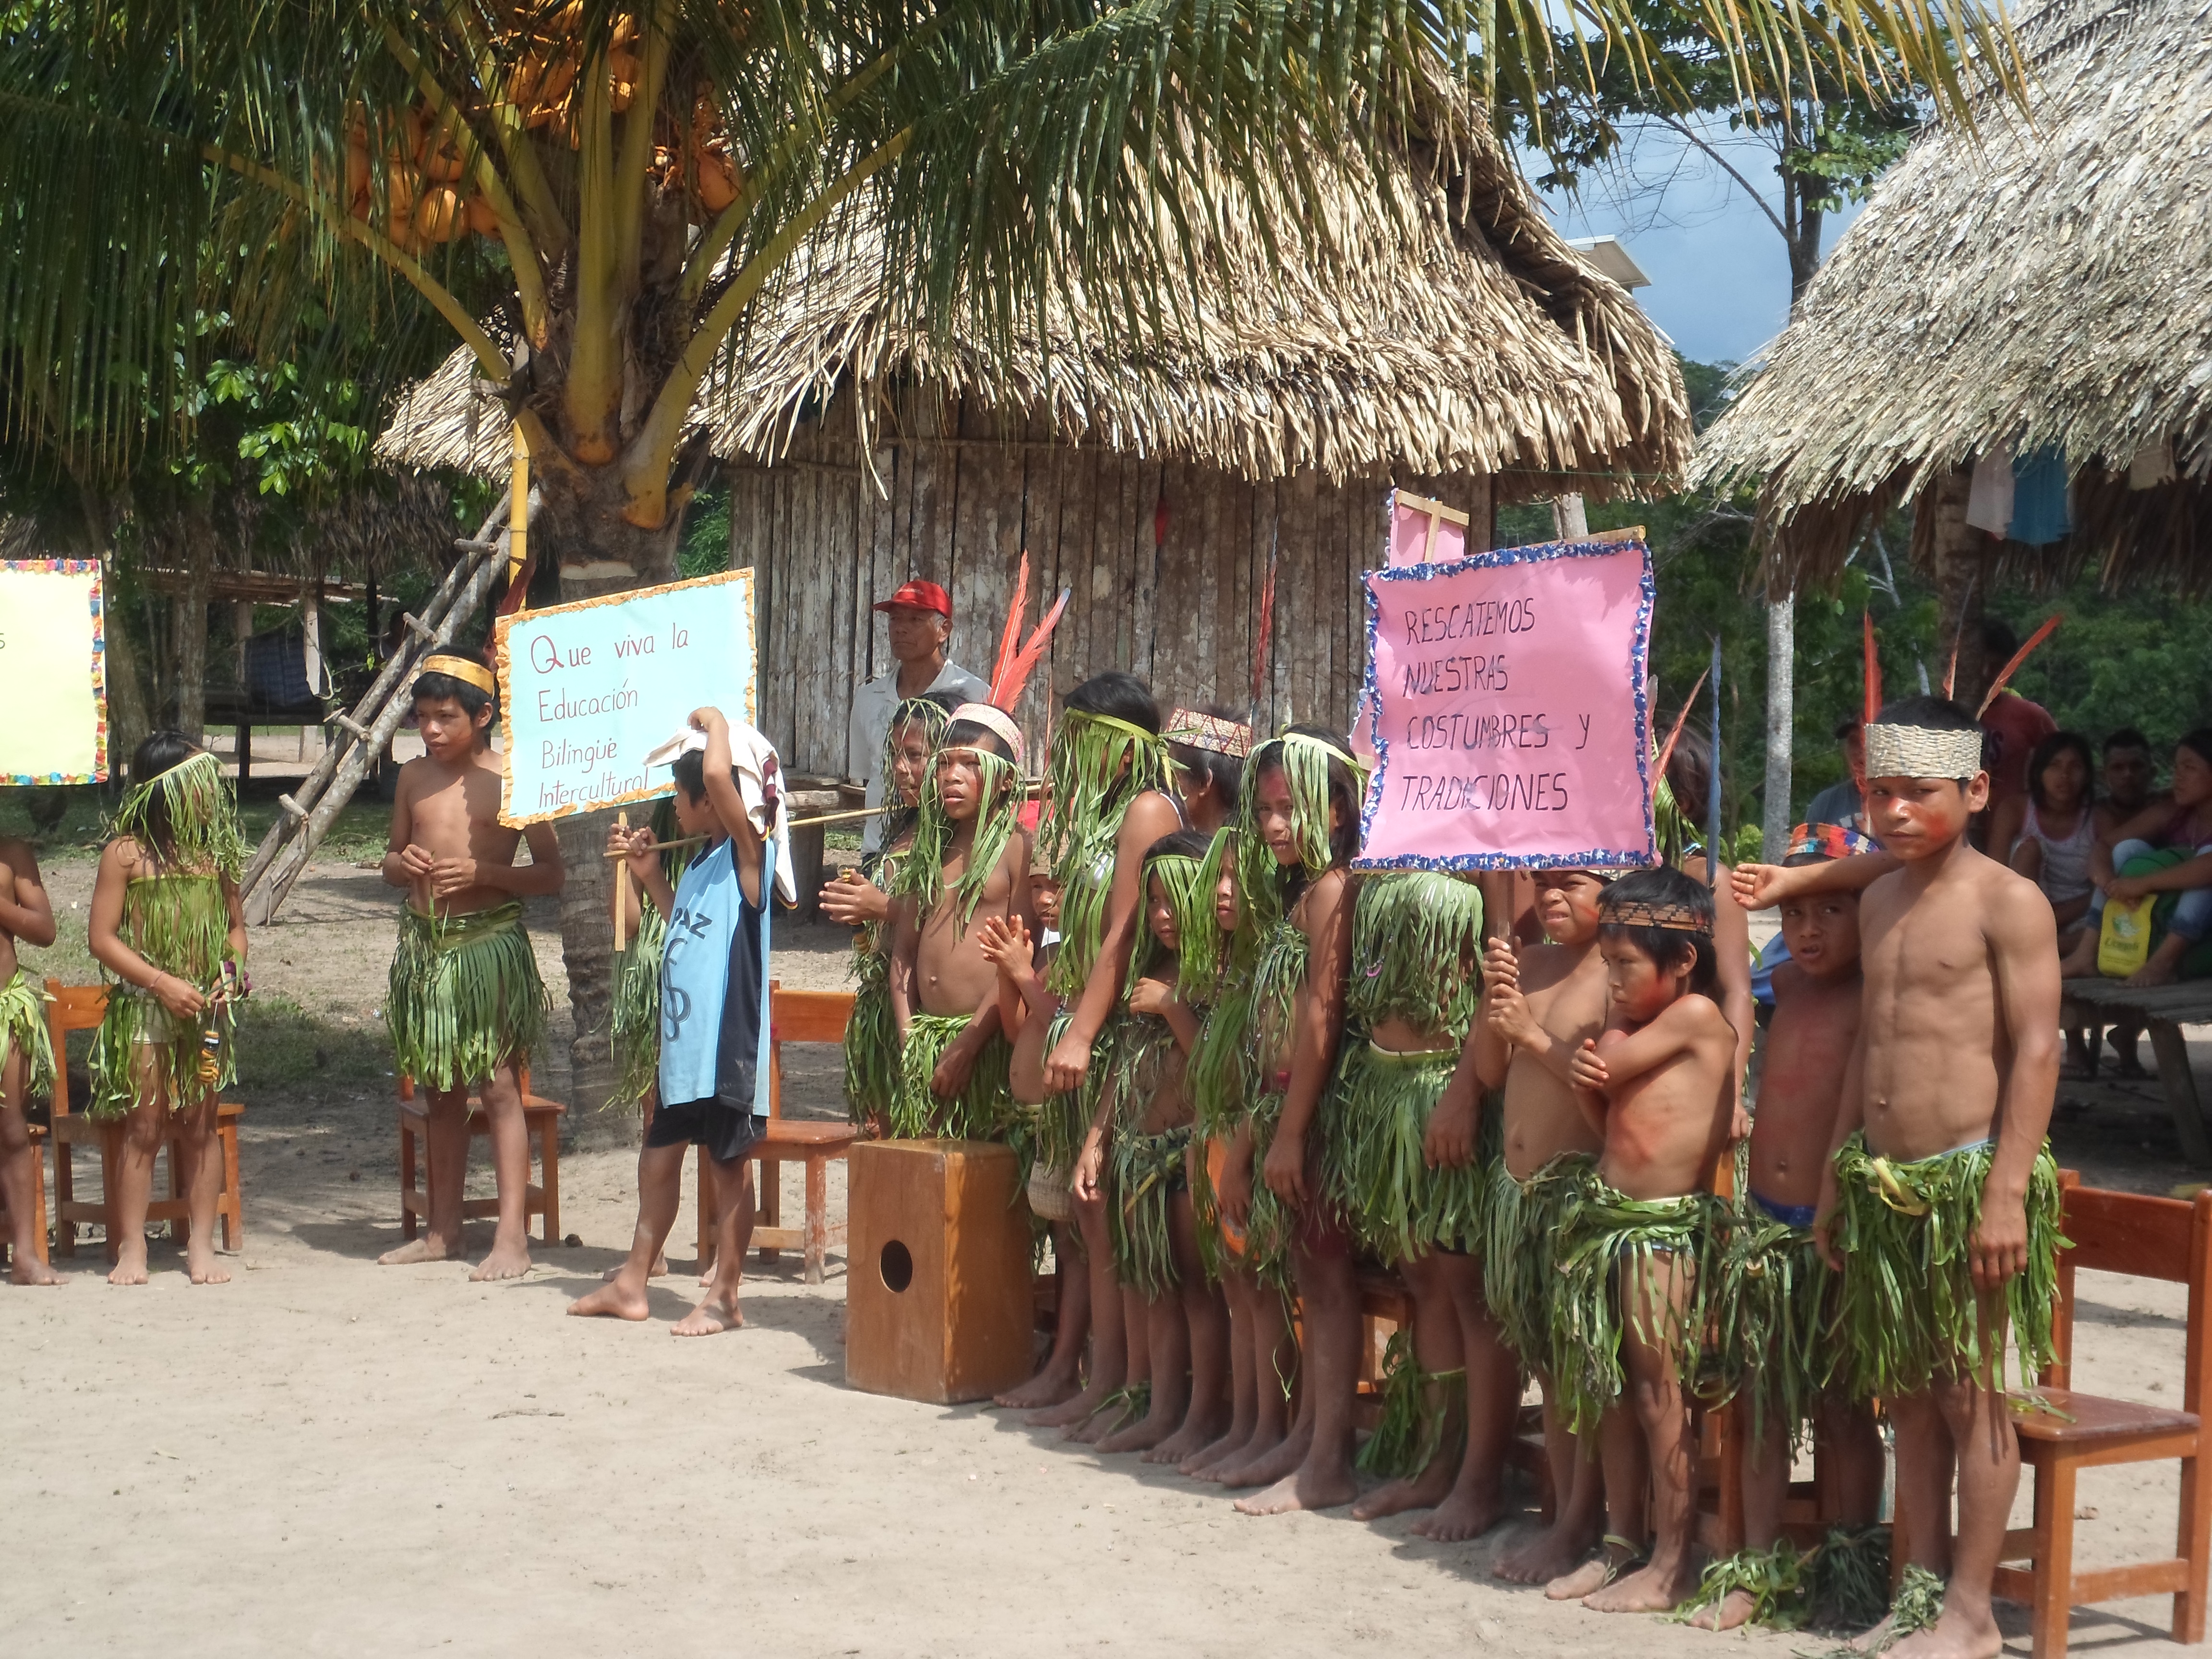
[1994,731,2097,939]
[1977,615,2057,840]
[2096,727,2163,836]
[2062,728,2212,986]
[1802,716,1864,831]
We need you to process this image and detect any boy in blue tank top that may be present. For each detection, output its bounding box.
[571,707,777,1335]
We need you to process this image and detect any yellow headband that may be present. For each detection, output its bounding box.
[421,653,496,695]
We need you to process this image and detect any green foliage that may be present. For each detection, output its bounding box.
[1993,579,2212,761]
[680,484,731,578]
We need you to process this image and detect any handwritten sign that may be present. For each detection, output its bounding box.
[493,569,756,827]
[0,560,108,784]
[1354,538,1655,870]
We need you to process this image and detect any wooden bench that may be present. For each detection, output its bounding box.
[2062,977,2212,1164]
[697,986,860,1285]
[397,1069,565,1247]
[45,981,244,1260]
[0,1123,48,1269]
[1992,1177,2212,1659]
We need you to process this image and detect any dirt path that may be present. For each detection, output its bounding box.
[3,858,2206,1656]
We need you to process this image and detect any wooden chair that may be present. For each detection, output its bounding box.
[0,1124,48,1269]
[1991,1178,2212,1659]
[397,1068,564,1246]
[45,980,244,1261]
[697,985,860,1285]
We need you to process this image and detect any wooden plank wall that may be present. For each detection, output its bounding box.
[731,395,1492,779]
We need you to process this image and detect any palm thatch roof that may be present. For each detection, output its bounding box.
[1694,0,2212,591]
[379,127,1689,499]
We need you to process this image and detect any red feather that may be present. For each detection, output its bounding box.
[1976,614,2062,717]
[1652,667,1710,803]
[997,587,1069,713]
[1251,550,1278,716]
[990,553,1032,701]
[1863,612,1883,728]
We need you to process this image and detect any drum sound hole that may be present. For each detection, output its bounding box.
[879,1239,914,1293]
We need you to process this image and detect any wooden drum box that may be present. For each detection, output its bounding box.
[845,1139,1034,1404]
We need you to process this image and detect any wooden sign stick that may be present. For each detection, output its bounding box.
[613,808,631,954]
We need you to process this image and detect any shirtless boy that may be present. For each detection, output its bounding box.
[1815,695,2064,1659]
[379,654,563,1281]
[887,707,1034,1140]
[1692,823,1883,1632]
[572,708,781,1334]
[0,835,59,1284]
[1557,866,1736,1613]
[1449,868,1611,1579]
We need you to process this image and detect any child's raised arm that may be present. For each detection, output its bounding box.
[608,820,676,924]
[1479,938,1581,1090]
[1731,853,1897,912]
[1042,790,1183,1093]
[692,707,767,908]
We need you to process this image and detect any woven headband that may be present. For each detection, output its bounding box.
[1788,821,1880,861]
[1063,707,1159,745]
[1600,896,1711,934]
[421,653,496,695]
[1164,708,1254,759]
[950,702,1024,769]
[1863,722,1984,780]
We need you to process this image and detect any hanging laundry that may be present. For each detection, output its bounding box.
[2009,446,2071,546]
[1966,444,2015,534]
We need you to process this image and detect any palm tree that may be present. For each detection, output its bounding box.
[0,0,2016,1097]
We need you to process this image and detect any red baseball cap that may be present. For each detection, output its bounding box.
[872,579,951,617]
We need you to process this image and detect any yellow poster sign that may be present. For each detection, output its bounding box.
[0,560,108,784]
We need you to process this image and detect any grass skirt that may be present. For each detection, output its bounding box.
[1831,1130,2065,1397]
[1241,1084,1300,1293]
[1713,1209,1835,1454]
[0,968,56,1107]
[1549,1162,1720,1438]
[1482,1149,1587,1366]
[607,903,666,1113]
[1025,1007,1112,1182]
[842,966,899,1127]
[386,901,547,1093]
[1330,1042,1497,1264]
[89,874,239,1120]
[1110,1124,1192,1298]
[891,1011,1014,1142]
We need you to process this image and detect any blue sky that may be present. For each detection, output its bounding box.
[1533,120,1863,370]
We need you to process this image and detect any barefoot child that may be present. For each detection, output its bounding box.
[85,733,249,1286]
[1690,822,1884,1633]
[1554,866,1736,1613]
[1460,869,1612,1583]
[1072,830,1229,1456]
[1816,695,2064,1659]
[379,655,563,1281]
[1029,673,1183,1437]
[0,834,59,1284]
[1231,726,1363,1516]
[826,694,954,1132]
[1334,870,1516,1541]
[570,708,788,1334]
[887,706,1034,1139]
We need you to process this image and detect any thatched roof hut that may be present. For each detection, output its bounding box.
[1694,0,2212,601]
[381,128,1688,774]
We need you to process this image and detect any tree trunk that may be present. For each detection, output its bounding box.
[1921,468,1986,700]
[1762,591,1795,859]
[537,459,690,1110]
[1551,493,1588,540]
[171,524,216,744]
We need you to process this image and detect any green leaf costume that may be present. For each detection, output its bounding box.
[0,968,57,1109]
[387,900,549,1094]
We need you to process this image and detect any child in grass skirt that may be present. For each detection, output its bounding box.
[0,832,58,1284]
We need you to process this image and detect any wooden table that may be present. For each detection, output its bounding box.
[2061,977,2212,1164]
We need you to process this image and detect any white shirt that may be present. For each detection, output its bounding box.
[846,659,990,852]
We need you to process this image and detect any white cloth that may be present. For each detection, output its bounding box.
[2019,802,2095,906]
[1965,445,2016,536]
[846,660,990,853]
[645,721,798,903]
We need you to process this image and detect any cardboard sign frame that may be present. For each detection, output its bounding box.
[0,558,108,785]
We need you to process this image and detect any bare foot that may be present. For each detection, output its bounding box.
[10,1256,64,1286]
[1351,1454,1456,1523]
[1067,1397,1130,1445]
[1233,1463,1359,1515]
[672,1293,744,1336]
[1688,1589,1758,1632]
[1145,1410,1228,1466]
[1883,1607,2002,1659]
[1095,1406,1175,1455]
[469,1241,532,1282]
[1848,1614,1899,1654]
[187,1249,231,1285]
[1215,1420,1307,1489]
[378,1237,462,1266]
[601,1253,669,1282]
[1497,1519,1603,1586]
[994,1366,1082,1411]
[1584,1555,1701,1613]
[568,1279,651,1320]
[1180,1423,1254,1481]
[107,1245,149,1286]
[1545,1538,1636,1600]
[1028,1378,1113,1430]
[2128,958,2182,988]
[1409,1486,1505,1542]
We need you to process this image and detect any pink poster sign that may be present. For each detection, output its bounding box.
[1354,538,1657,870]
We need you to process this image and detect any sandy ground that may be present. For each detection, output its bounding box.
[4,858,2210,1656]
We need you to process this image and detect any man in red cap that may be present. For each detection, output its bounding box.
[847,579,989,854]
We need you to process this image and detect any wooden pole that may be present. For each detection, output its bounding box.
[614,808,631,953]
[508,421,529,598]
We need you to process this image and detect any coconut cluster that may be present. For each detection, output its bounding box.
[330,5,740,252]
